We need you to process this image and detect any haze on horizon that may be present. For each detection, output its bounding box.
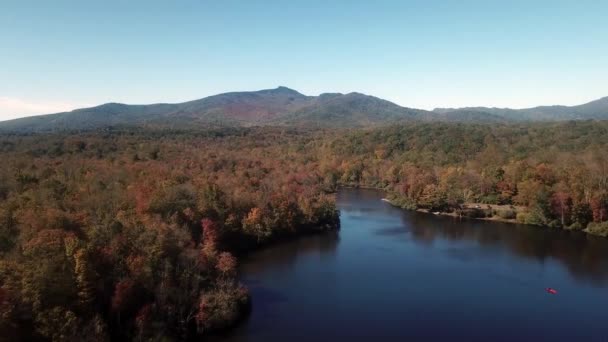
[1,0,607,121]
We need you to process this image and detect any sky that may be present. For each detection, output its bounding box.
[1,0,607,121]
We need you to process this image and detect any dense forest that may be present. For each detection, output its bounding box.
[324,122,608,235]
[1,121,608,340]
[0,128,340,340]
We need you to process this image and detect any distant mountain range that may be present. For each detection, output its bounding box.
[433,96,608,121]
[1,87,607,131]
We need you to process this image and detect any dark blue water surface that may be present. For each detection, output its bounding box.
[220,188,608,341]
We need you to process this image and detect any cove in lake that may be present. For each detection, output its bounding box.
[217,188,608,341]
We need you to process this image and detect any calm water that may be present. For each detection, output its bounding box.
[220,188,608,341]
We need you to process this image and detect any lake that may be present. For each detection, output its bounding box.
[218,188,608,341]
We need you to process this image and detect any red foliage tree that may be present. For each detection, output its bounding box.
[201,218,218,247]
[200,218,219,267]
[216,252,237,275]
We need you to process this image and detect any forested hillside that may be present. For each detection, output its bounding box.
[434,96,608,121]
[0,87,428,132]
[1,121,608,340]
[1,87,607,132]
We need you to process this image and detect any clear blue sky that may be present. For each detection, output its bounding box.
[1,0,607,120]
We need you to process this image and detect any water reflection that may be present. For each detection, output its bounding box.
[338,187,608,285]
[240,230,340,276]
[402,209,608,285]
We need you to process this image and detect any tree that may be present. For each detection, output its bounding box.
[74,249,95,309]
[200,218,219,266]
[418,184,447,211]
[590,193,608,222]
[534,163,555,185]
[216,252,237,276]
[550,191,572,227]
[34,307,80,341]
[242,207,271,243]
[514,180,544,207]
[571,201,593,228]
[195,285,249,333]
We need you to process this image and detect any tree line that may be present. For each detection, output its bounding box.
[318,122,607,235]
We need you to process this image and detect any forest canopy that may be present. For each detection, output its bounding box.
[0,127,339,340]
[1,120,607,340]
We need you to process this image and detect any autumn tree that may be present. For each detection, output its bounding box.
[551,191,572,227]
[242,207,270,243]
[216,252,237,276]
[590,193,608,222]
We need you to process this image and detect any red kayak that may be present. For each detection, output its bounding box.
[546,288,558,294]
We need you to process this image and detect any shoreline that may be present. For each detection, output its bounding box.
[216,222,341,336]
[380,196,521,225]
[378,196,605,237]
[414,206,518,224]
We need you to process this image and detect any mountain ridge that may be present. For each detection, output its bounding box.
[433,96,608,121]
[1,87,607,132]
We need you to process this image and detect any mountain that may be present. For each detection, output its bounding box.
[431,109,509,123]
[0,103,183,132]
[0,87,438,132]
[0,87,312,132]
[1,88,607,132]
[278,92,429,127]
[177,86,312,123]
[433,96,608,121]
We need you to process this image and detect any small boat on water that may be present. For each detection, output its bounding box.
[381,198,391,202]
[545,288,558,294]
[433,211,440,215]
